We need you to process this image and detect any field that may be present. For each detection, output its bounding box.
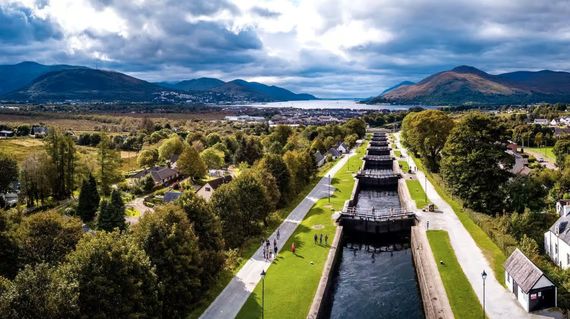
[525,146,555,161]
[236,143,367,319]
[0,137,45,162]
[427,230,482,319]
[406,179,428,209]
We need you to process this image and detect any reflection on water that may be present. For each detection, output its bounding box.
[355,188,401,216]
[327,235,423,319]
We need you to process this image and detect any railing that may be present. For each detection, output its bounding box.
[356,170,400,179]
[363,155,392,161]
[340,207,414,222]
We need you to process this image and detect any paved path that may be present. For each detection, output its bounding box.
[199,151,356,319]
[125,196,154,225]
[524,149,557,170]
[394,133,559,319]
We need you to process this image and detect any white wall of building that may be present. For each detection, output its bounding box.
[544,231,570,269]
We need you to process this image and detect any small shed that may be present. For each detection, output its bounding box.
[505,249,557,312]
[163,191,182,203]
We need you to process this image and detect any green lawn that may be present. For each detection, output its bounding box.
[406,179,428,209]
[188,154,349,318]
[411,156,506,285]
[236,143,367,319]
[399,160,410,173]
[525,146,555,161]
[394,150,402,157]
[427,230,482,319]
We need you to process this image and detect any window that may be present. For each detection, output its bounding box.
[205,187,211,192]
[507,274,510,283]
[567,253,570,266]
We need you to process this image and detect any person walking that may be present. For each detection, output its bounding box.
[314,233,318,244]
[277,228,280,240]
[319,234,323,245]
[273,238,277,248]
[325,234,329,245]
[274,245,278,256]
[291,242,296,254]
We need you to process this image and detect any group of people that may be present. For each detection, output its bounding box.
[262,228,281,261]
[313,233,328,245]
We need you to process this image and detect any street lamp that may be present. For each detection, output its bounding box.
[261,269,266,319]
[328,174,331,202]
[481,270,487,319]
[424,174,428,204]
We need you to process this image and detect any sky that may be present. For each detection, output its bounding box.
[1,0,570,98]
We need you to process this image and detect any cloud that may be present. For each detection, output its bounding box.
[1,0,570,98]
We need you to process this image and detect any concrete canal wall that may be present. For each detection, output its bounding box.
[410,226,454,319]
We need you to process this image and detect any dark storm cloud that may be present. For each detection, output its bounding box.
[1,0,570,97]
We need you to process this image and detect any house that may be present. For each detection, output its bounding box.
[129,166,179,186]
[163,191,182,203]
[550,119,559,126]
[559,117,570,126]
[505,249,557,312]
[0,130,14,138]
[554,127,570,138]
[556,200,570,217]
[196,175,232,202]
[544,214,570,269]
[533,119,549,126]
[314,151,325,167]
[168,153,180,168]
[506,150,530,175]
[337,142,349,154]
[506,143,518,152]
[328,148,341,160]
[30,126,48,137]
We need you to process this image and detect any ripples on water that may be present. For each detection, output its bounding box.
[355,189,401,215]
[328,236,424,319]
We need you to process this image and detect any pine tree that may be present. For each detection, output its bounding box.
[97,134,122,195]
[77,174,100,222]
[97,193,126,232]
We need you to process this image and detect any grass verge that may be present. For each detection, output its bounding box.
[525,146,555,161]
[427,230,482,319]
[399,160,410,173]
[406,179,428,209]
[394,150,402,157]
[236,143,367,319]
[187,157,346,318]
[410,156,506,285]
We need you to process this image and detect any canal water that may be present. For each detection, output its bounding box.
[327,233,424,319]
[355,187,401,216]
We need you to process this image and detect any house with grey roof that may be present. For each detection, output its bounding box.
[314,151,325,167]
[544,214,570,269]
[337,142,349,154]
[328,148,341,160]
[505,249,556,312]
[196,175,233,202]
[129,166,179,186]
[163,191,182,203]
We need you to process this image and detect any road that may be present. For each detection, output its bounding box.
[125,196,154,225]
[524,149,557,170]
[199,150,356,319]
[395,133,560,319]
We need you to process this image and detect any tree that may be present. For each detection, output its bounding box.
[534,132,544,148]
[140,117,154,134]
[258,154,292,205]
[211,174,271,248]
[44,128,76,200]
[0,211,19,278]
[553,138,570,169]
[76,174,100,222]
[62,231,160,317]
[97,134,123,195]
[16,211,83,266]
[0,153,17,194]
[142,174,155,193]
[401,110,454,172]
[0,263,78,318]
[200,147,225,169]
[503,175,547,214]
[137,149,159,168]
[178,145,207,181]
[19,153,54,207]
[440,112,512,214]
[97,196,126,232]
[343,118,367,139]
[180,193,225,286]
[132,204,203,317]
[234,136,262,165]
[283,150,316,193]
[158,134,184,161]
[344,134,358,148]
[206,133,222,146]
[249,168,280,211]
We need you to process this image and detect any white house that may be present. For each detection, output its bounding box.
[533,119,549,126]
[337,142,349,154]
[196,175,232,202]
[556,199,570,217]
[550,119,559,126]
[544,214,570,269]
[505,249,557,312]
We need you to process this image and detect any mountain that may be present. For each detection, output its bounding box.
[372,65,570,105]
[158,77,225,91]
[160,77,317,102]
[0,61,84,95]
[381,81,415,95]
[3,68,166,102]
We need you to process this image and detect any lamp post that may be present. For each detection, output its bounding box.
[481,270,487,319]
[261,269,266,319]
[328,174,331,202]
[424,174,428,204]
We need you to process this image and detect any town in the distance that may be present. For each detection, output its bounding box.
[2,1,570,319]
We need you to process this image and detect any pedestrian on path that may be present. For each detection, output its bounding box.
[426,220,430,230]
[325,234,328,245]
[273,238,277,248]
[314,234,318,244]
[319,234,323,245]
[277,228,280,240]
[291,242,296,254]
[274,245,278,256]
